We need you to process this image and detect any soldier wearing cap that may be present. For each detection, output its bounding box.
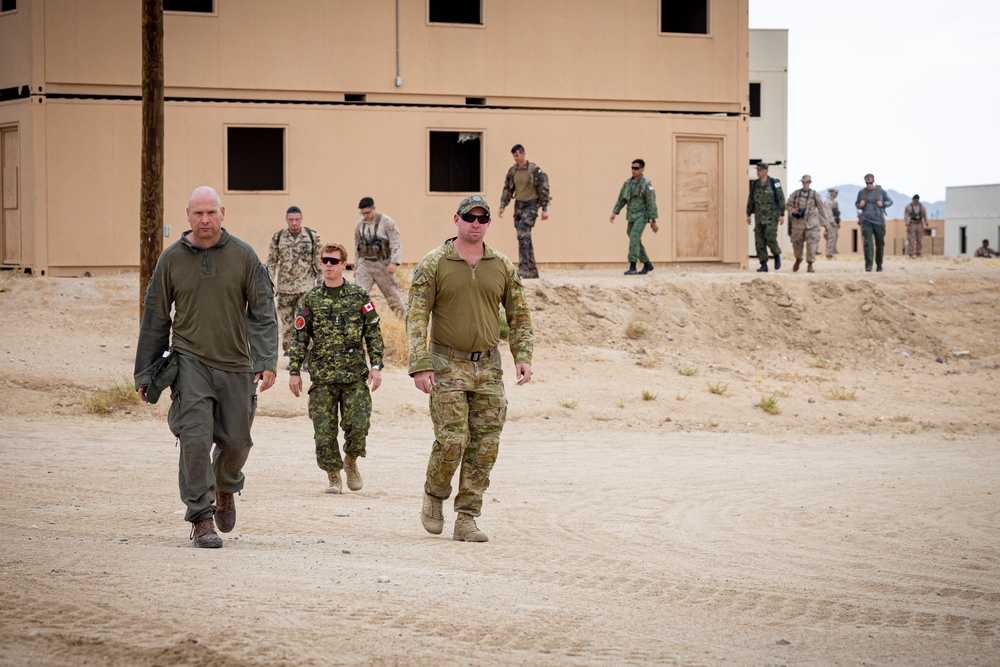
[904,194,929,258]
[408,195,534,543]
[785,175,829,273]
[266,206,322,358]
[354,196,406,316]
[746,162,785,272]
[824,188,841,258]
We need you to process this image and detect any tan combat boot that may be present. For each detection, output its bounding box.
[190,517,223,549]
[343,454,363,491]
[453,512,488,543]
[325,469,342,494]
[807,261,815,273]
[421,493,444,535]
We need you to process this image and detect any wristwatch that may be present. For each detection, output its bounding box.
[371,363,383,371]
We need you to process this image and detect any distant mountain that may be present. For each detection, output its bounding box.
[821,184,946,220]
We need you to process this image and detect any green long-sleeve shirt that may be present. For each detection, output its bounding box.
[613,176,658,223]
[134,229,278,386]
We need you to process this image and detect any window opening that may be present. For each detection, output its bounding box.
[227,127,285,192]
[429,131,481,193]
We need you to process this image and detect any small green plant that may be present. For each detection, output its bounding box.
[616,398,626,409]
[675,393,687,401]
[758,393,780,414]
[825,386,857,401]
[707,381,729,396]
[558,397,579,409]
[641,389,657,401]
[625,321,648,340]
[85,375,141,414]
[676,366,699,377]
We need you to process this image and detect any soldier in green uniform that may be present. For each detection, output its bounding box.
[610,158,659,275]
[288,243,385,494]
[745,162,786,272]
[408,195,534,543]
[267,206,322,358]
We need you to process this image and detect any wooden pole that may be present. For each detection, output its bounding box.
[139,0,164,319]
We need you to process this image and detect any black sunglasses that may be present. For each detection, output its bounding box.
[631,166,642,170]
[460,212,490,224]
[321,256,343,265]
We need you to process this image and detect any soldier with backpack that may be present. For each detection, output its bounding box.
[745,162,786,272]
[855,173,894,272]
[267,206,322,357]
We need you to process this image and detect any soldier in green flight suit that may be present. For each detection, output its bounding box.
[745,162,786,272]
[610,158,659,275]
[288,243,385,495]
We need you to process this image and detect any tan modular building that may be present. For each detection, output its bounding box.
[0,0,750,276]
[836,219,946,257]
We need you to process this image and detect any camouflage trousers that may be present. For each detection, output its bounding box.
[167,354,257,523]
[754,221,782,261]
[825,224,840,257]
[424,349,507,516]
[277,292,306,355]
[355,258,406,316]
[626,217,651,264]
[513,201,540,278]
[906,223,924,257]
[308,379,371,471]
[791,223,822,263]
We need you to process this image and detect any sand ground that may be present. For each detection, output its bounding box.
[1,256,998,666]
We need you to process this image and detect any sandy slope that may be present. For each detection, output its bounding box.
[1,258,998,666]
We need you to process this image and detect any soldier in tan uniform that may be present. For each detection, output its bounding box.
[785,175,829,273]
[408,195,533,543]
[266,206,322,357]
[353,197,406,317]
[904,195,928,258]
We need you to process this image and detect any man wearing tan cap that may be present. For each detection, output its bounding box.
[785,175,828,273]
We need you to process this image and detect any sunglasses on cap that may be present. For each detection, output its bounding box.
[460,212,490,224]
[321,256,343,265]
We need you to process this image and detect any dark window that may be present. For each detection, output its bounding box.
[429,0,482,25]
[1,0,17,13]
[227,127,285,192]
[345,93,366,103]
[960,226,967,254]
[749,83,761,118]
[164,0,214,13]
[429,131,481,192]
[661,0,708,35]
[465,97,486,106]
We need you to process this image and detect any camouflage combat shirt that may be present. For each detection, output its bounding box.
[613,176,659,223]
[288,280,385,384]
[266,227,322,294]
[499,161,552,210]
[407,239,533,375]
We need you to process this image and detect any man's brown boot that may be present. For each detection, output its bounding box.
[453,512,488,543]
[421,493,444,535]
[214,486,236,533]
[793,258,802,272]
[325,469,342,494]
[190,518,223,548]
[807,261,815,273]
[343,454,363,491]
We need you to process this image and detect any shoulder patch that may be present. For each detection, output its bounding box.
[362,301,375,314]
[294,315,306,330]
[773,180,781,185]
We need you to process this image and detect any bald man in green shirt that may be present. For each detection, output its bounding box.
[408,195,534,543]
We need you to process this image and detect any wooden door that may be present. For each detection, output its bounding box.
[1,126,21,266]
[674,137,721,261]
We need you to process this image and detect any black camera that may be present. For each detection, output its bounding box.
[792,208,805,219]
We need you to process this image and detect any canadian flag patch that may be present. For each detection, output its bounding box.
[363,301,375,313]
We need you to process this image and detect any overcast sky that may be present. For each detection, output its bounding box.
[748,0,1000,202]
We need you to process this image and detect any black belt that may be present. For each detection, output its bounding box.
[429,343,497,362]
[362,257,389,262]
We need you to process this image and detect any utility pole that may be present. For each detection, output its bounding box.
[139,0,164,319]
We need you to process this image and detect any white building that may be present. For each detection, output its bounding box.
[945,184,1000,256]
[748,29,789,258]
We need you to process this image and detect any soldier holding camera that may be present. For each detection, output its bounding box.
[785,175,828,273]
[353,196,406,317]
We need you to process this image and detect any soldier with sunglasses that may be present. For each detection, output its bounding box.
[288,243,385,494]
[408,195,534,543]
